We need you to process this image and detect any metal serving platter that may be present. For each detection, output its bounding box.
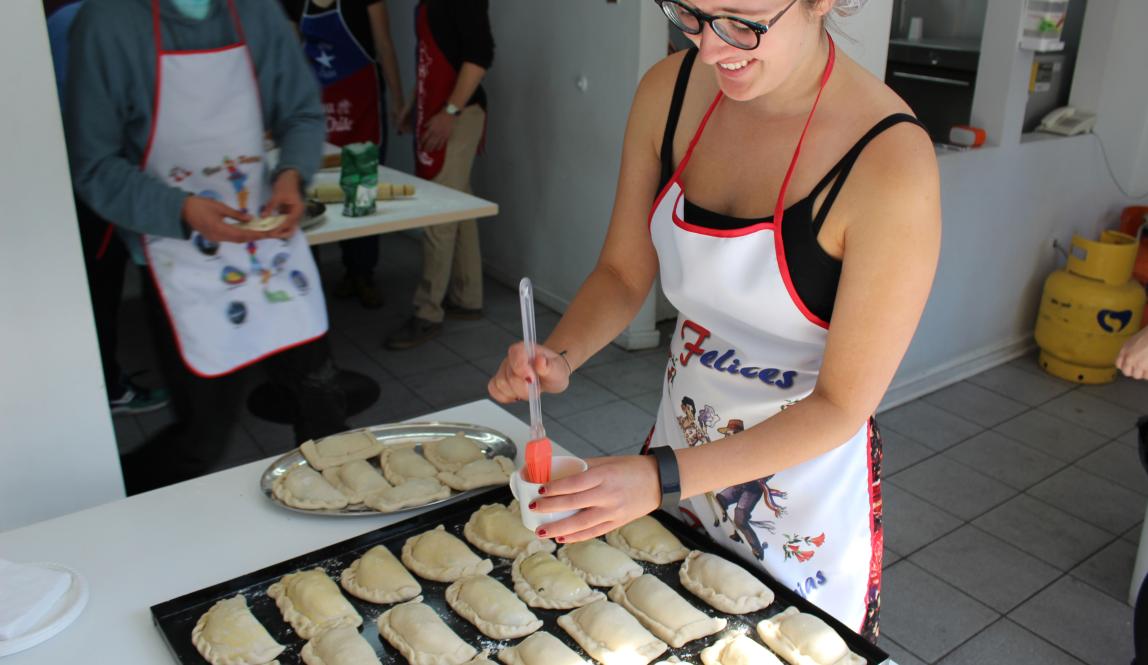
[259,421,517,517]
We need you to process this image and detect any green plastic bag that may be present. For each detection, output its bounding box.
[340,142,378,217]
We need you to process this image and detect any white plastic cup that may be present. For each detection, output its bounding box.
[509,456,589,532]
[907,16,924,41]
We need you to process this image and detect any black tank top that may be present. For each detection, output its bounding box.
[659,48,926,324]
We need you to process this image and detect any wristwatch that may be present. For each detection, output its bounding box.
[647,446,681,513]
[444,103,462,117]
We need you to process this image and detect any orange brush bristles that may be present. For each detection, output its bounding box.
[524,438,552,484]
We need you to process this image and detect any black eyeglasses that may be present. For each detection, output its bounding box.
[655,0,801,50]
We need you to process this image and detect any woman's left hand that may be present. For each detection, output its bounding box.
[529,455,661,543]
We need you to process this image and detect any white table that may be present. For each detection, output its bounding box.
[304,165,498,246]
[0,401,547,664]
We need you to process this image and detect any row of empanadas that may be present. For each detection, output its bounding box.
[446,574,542,639]
[378,598,478,665]
[512,551,604,610]
[403,525,494,582]
[266,569,362,640]
[608,574,727,648]
[341,545,421,604]
[465,502,554,559]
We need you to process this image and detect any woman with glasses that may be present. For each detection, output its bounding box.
[488,0,940,639]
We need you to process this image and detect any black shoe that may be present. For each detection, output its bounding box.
[444,300,483,321]
[334,274,382,309]
[384,316,443,350]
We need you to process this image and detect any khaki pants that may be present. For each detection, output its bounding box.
[413,104,485,323]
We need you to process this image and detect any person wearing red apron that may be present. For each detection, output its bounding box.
[289,0,405,309]
[64,0,346,494]
[384,0,493,350]
[487,0,940,640]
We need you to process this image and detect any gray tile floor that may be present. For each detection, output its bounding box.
[111,233,1142,664]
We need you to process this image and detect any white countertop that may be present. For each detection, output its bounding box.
[0,400,543,664]
[304,166,498,246]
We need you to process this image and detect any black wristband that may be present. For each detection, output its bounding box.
[648,446,681,513]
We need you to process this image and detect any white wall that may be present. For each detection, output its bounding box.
[884,135,1137,407]
[465,0,668,348]
[1071,0,1148,197]
[833,0,893,79]
[0,0,123,531]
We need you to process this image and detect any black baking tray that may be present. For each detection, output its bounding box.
[152,486,891,664]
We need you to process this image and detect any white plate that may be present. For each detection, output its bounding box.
[0,563,89,657]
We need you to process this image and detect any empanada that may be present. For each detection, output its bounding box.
[438,456,515,491]
[377,598,478,665]
[341,545,421,604]
[700,634,783,665]
[679,550,774,614]
[557,599,669,665]
[272,466,349,511]
[380,445,439,485]
[445,574,542,639]
[301,625,380,665]
[363,477,451,513]
[321,460,390,504]
[605,516,688,564]
[266,569,362,640]
[498,631,589,665]
[464,502,555,559]
[422,433,484,472]
[607,574,726,648]
[512,551,604,610]
[401,525,493,582]
[756,607,865,665]
[557,539,642,587]
[191,594,284,665]
[300,430,384,470]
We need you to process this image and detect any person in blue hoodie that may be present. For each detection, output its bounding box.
[64,0,347,494]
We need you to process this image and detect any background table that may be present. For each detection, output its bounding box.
[0,400,539,664]
[303,165,498,246]
[248,165,499,423]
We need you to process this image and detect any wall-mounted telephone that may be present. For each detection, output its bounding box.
[1039,107,1097,136]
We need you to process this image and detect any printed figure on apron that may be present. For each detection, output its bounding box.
[485,0,940,645]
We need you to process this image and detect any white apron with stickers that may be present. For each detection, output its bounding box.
[646,39,883,637]
[141,0,327,378]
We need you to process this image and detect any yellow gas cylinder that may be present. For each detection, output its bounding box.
[1035,230,1147,383]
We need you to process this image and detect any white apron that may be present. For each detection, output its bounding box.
[647,39,883,638]
[141,0,327,378]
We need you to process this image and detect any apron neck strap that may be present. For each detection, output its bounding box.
[150,0,247,54]
[773,32,836,226]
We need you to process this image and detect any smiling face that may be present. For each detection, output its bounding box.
[678,0,830,102]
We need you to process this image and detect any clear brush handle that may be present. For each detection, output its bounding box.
[519,277,546,442]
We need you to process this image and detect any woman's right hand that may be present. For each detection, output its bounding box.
[487,342,572,403]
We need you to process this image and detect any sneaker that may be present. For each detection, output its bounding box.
[384,316,443,350]
[444,300,483,321]
[109,380,170,416]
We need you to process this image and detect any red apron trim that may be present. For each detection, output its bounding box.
[669,189,776,238]
[771,37,836,330]
[860,417,883,640]
[414,2,455,180]
[95,223,116,260]
[648,91,723,229]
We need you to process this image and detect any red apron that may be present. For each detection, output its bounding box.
[414,1,455,179]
